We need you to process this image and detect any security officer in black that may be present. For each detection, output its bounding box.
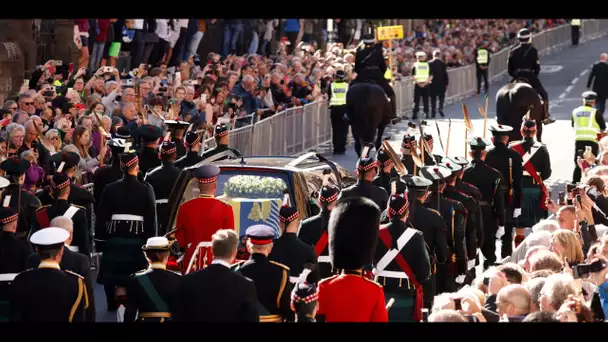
[137,124,162,175]
[233,224,293,322]
[174,131,203,170]
[95,150,157,311]
[34,173,90,258]
[123,237,182,322]
[298,184,340,280]
[440,158,479,284]
[0,206,33,274]
[419,165,467,293]
[269,194,318,284]
[328,70,349,155]
[507,28,555,124]
[339,145,389,211]
[145,141,181,236]
[0,157,41,240]
[462,137,505,269]
[400,133,418,175]
[405,176,448,309]
[353,33,396,119]
[201,124,242,161]
[164,120,190,159]
[484,125,523,258]
[372,147,394,194]
[474,41,491,95]
[94,138,128,212]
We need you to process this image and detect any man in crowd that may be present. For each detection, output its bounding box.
[586,53,608,115]
[429,50,448,118]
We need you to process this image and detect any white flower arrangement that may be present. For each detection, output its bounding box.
[224,175,287,198]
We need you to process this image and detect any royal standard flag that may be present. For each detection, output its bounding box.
[219,196,283,238]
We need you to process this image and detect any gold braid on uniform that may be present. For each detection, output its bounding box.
[276,269,288,309]
[68,278,85,322]
[293,173,308,220]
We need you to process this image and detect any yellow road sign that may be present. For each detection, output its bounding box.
[377,25,404,41]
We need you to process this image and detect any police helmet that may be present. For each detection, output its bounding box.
[362,34,375,45]
[335,70,346,80]
[517,28,531,41]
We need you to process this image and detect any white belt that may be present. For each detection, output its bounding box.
[111,214,144,222]
[68,245,79,252]
[373,270,409,279]
[289,276,299,283]
[467,259,476,270]
[155,199,169,204]
[523,171,540,176]
[318,256,331,263]
[0,273,17,282]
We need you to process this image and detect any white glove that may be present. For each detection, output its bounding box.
[455,275,466,284]
[513,208,522,218]
[467,259,476,270]
[496,226,505,239]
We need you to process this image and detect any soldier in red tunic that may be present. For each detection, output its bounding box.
[174,165,234,272]
[316,196,389,322]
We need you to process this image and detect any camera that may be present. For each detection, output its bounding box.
[572,258,608,279]
[42,90,54,97]
[158,86,168,93]
[453,297,462,311]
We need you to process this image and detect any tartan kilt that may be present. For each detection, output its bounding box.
[97,237,147,286]
[516,182,547,228]
[385,291,416,322]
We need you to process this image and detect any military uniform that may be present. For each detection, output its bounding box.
[420,133,443,165]
[233,225,293,322]
[35,173,90,258]
[174,131,203,170]
[484,125,523,258]
[298,185,340,279]
[420,166,467,294]
[405,176,448,308]
[509,119,552,236]
[164,120,190,159]
[10,228,89,322]
[94,138,129,212]
[340,148,389,211]
[201,124,242,161]
[372,147,394,194]
[0,157,41,240]
[145,141,181,233]
[290,268,320,322]
[373,191,431,322]
[400,133,419,176]
[175,165,234,270]
[123,237,182,322]
[269,194,318,283]
[0,207,32,274]
[137,124,163,175]
[95,151,158,309]
[462,137,505,269]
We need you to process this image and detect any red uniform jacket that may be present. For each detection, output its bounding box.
[175,194,235,269]
[317,272,389,322]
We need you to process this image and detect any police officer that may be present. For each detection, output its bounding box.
[0,157,41,240]
[10,228,88,322]
[571,19,581,45]
[372,147,393,194]
[474,41,491,95]
[164,120,190,159]
[145,141,180,234]
[373,183,431,322]
[269,193,317,284]
[339,145,389,211]
[507,28,555,124]
[462,137,505,269]
[201,124,242,161]
[411,51,433,120]
[509,119,552,247]
[232,224,293,322]
[137,124,162,175]
[298,183,340,279]
[404,176,448,309]
[35,173,90,258]
[174,131,203,170]
[0,206,32,275]
[400,133,418,175]
[420,165,467,293]
[95,150,157,311]
[353,33,396,118]
[572,91,606,182]
[94,138,128,212]
[123,237,182,322]
[484,125,523,258]
[328,70,349,155]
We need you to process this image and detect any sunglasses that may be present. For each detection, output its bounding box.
[9,107,17,110]
[23,102,34,106]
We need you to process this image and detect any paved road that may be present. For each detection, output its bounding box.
[93,37,608,322]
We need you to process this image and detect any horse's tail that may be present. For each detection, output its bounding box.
[496,88,512,125]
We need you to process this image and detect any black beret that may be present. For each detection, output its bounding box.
[50,172,71,190]
[0,206,18,225]
[319,185,340,204]
[113,126,132,140]
[387,193,409,218]
[50,151,80,172]
[164,120,190,130]
[422,133,434,142]
[357,156,377,172]
[439,157,463,173]
[0,157,30,176]
[488,124,513,137]
[107,138,128,154]
[279,193,299,224]
[468,137,490,150]
[160,141,177,155]
[376,148,391,166]
[215,124,229,138]
[451,156,470,166]
[521,119,537,131]
[405,176,433,191]
[120,151,139,169]
[184,131,201,148]
[402,133,416,148]
[194,165,220,184]
[419,165,452,182]
[137,124,162,142]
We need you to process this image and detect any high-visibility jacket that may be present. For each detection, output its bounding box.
[477,49,488,65]
[329,81,348,107]
[53,80,63,96]
[571,19,581,26]
[384,68,393,80]
[573,105,601,142]
[413,62,430,83]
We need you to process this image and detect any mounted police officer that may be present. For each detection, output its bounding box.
[329,69,349,155]
[572,91,606,182]
[201,124,241,161]
[353,33,396,119]
[339,145,389,211]
[145,141,181,234]
[507,28,555,124]
[411,51,433,120]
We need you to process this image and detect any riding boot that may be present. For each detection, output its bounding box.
[542,101,556,125]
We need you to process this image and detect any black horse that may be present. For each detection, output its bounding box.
[346,81,394,157]
[496,80,546,142]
